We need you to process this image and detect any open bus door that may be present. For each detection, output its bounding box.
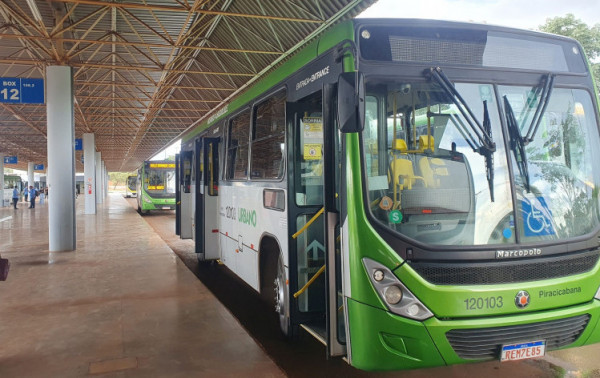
[179,146,194,239]
[289,84,345,358]
[323,82,346,357]
[198,137,220,260]
[175,153,181,236]
[193,138,203,255]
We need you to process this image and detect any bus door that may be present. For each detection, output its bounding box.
[193,138,204,255]
[179,148,194,239]
[290,87,345,357]
[175,153,180,235]
[199,137,220,260]
[323,83,345,357]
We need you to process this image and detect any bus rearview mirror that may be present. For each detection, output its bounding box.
[337,72,365,133]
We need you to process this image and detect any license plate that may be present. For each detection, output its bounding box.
[501,340,545,361]
[162,206,171,210]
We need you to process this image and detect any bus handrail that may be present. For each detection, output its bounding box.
[291,207,324,239]
[293,265,325,298]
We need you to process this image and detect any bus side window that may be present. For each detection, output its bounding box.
[182,151,193,193]
[251,90,286,180]
[226,109,251,180]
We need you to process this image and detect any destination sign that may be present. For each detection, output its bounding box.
[0,77,44,104]
[149,163,175,168]
[3,156,17,164]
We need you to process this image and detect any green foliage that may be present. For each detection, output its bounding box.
[109,171,133,189]
[539,14,600,92]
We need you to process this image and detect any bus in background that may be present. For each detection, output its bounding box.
[136,160,175,214]
[125,175,137,197]
[177,19,600,371]
[3,175,23,204]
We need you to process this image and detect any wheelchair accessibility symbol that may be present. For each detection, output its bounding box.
[521,197,555,237]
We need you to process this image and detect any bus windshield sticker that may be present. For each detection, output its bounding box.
[379,196,393,211]
[303,118,322,138]
[521,197,555,236]
[303,144,322,160]
[389,210,402,224]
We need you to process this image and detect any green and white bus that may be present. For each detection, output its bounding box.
[136,160,176,214]
[126,175,137,198]
[3,174,23,203]
[177,19,600,370]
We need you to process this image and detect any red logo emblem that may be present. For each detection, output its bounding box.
[515,290,530,308]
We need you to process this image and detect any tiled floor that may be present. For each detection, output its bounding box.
[0,194,284,377]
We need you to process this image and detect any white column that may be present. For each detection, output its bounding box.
[47,65,76,251]
[83,133,96,214]
[95,151,103,204]
[27,162,34,188]
[101,161,106,198]
[0,153,4,207]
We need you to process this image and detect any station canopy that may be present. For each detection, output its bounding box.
[0,0,375,172]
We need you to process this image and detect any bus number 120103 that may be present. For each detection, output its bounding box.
[464,296,504,311]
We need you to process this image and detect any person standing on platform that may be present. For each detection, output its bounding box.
[23,186,28,202]
[28,186,37,209]
[12,187,19,209]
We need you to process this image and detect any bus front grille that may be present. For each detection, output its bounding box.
[446,314,590,360]
[409,249,599,285]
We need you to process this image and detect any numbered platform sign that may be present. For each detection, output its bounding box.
[0,77,44,104]
[3,156,17,164]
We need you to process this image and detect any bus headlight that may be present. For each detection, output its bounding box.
[363,258,433,321]
[143,196,153,204]
[595,285,600,300]
[384,285,403,305]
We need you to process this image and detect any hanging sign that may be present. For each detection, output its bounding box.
[34,164,44,171]
[0,77,44,104]
[3,156,17,164]
[75,138,83,150]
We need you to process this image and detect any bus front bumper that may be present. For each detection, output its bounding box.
[346,297,600,371]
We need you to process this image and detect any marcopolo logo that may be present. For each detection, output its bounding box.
[238,208,257,227]
[496,248,542,259]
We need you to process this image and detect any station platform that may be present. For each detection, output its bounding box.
[0,194,284,377]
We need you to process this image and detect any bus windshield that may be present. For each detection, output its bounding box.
[499,86,600,242]
[362,79,600,246]
[144,166,176,195]
[127,176,136,191]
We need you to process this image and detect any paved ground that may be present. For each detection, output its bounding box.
[0,194,284,377]
[128,197,600,378]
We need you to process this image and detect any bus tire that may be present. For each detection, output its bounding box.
[275,253,294,338]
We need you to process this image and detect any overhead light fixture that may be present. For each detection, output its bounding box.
[25,0,43,24]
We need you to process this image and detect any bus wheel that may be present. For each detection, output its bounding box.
[274,254,292,337]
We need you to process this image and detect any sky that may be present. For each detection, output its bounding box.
[358,0,599,30]
[152,0,600,162]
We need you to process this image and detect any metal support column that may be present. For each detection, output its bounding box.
[83,133,96,214]
[101,161,107,198]
[46,65,76,251]
[27,162,34,188]
[95,152,103,204]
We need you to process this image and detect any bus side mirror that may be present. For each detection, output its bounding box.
[337,72,365,133]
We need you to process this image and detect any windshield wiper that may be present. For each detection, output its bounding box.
[482,101,494,202]
[522,73,555,145]
[427,67,496,201]
[503,96,530,192]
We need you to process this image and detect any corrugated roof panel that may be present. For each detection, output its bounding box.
[0,0,375,171]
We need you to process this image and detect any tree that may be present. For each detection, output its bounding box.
[109,171,132,190]
[539,14,600,92]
